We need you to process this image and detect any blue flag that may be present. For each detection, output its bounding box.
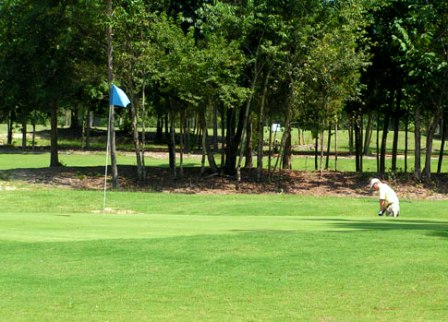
[110,84,130,107]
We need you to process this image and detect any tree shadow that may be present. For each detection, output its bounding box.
[304,218,448,239]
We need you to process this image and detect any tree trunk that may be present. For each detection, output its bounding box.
[155,115,163,143]
[404,109,409,173]
[314,134,318,171]
[21,118,27,150]
[107,0,118,188]
[7,112,13,145]
[130,97,144,181]
[140,85,146,181]
[325,124,331,170]
[224,107,237,175]
[282,127,292,170]
[32,114,36,151]
[391,89,401,172]
[348,122,353,156]
[199,105,218,174]
[334,121,338,171]
[220,106,226,174]
[376,111,380,174]
[414,105,422,179]
[168,109,176,178]
[380,112,390,176]
[423,108,443,180]
[273,102,293,175]
[213,103,218,153]
[354,118,362,172]
[50,99,59,167]
[257,71,270,181]
[245,115,253,169]
[70,108,81,130]
[319,126,325,173]
[437,115,447,174]
[236,77,257,183]
[179,109,185,178]
[267,119,273,177]
[363,110,373,155]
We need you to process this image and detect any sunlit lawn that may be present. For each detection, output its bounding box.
[0,189,447,321]
[1,123,446,155]
[1,151,447,173]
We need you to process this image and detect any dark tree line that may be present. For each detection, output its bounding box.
[0,0,447,185]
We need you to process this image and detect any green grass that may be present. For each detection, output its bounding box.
[2,122,446,155]
[1,151,447,173]
[1,189,448,321]
[0,152,203,170]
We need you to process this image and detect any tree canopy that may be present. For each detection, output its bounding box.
[0,0,447,182]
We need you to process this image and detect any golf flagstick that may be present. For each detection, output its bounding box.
[103,104,113,211]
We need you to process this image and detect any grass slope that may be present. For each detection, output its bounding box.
[1,190,447,321]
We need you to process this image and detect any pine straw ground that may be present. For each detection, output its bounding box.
[2,164,448,200]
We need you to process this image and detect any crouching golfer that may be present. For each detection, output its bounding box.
[370,178,400,217]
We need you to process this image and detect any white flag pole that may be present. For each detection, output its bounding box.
[103,103,113,211]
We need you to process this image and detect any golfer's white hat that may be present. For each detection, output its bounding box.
[370,178,381,188]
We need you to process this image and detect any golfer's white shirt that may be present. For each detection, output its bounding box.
[378,183,399,205]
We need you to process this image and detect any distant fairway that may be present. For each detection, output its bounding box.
[1,189,447,321]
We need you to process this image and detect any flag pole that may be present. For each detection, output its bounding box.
[103,102,113,211]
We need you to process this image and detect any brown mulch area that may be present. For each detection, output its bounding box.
[2,165,448,200]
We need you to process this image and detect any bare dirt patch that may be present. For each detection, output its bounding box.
[2,164,448,200]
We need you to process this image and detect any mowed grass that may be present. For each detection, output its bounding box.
[1,189,447,321]
[1,152,447,173]
[0,152,202,170]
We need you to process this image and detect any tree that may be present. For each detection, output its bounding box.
[392,0,448,180]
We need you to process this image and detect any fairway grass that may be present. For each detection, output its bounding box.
[1,190,447,321]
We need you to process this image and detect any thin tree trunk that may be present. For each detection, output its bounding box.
[391,89,401,172]
[245,115,253,169]
[50,99,59,167]
[380,113,390,176]
[179,109,185,178]
[199,104,218,174]
[414,105,422,179]
[272,102,293,175]
[130,97,143,181]
[423,108,443,180]
[282,127,292,170]
[376,111,380,174]
[21,118,27,150]
[363,110,373,155]
[334,121,338,171]
[404,109,409,173]
[81,109,86,149]
[213,103,218,153]
[140,85,146,182]
[257,71,270,181]
[236,74,257,184]
[32,112,36,151]
[437,115,446,174]
[168,109,176,178]
[7,112,13,145]
[224,107,237,176]
[155,115,163,143]
[325,124,331,170]
[314,134,318,171]
[348,122,353,156]
[355,118,362,173]
[107,0,118,188]
[220,106,226,175]
[268,119,273,177]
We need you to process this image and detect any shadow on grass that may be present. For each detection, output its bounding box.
[305,218,448,239]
